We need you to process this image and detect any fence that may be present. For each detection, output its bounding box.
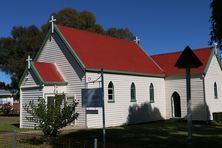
[0,131,130,148]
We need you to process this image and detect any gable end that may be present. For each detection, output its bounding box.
[204,49,222,75]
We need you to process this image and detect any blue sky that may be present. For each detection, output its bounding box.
[0,0,211,84]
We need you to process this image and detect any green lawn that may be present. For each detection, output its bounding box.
[1,117,222,148]
[0,114,30,132]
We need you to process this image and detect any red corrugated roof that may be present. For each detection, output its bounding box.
[151,47,213,75]
[33,62,65,83]
[56,24,164,75]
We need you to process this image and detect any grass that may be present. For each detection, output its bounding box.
[0,114,30,133]
[60,120,222,148]
[1,117,222,147]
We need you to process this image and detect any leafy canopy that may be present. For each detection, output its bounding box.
[210,0,222,48]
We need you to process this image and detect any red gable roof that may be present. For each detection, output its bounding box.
[33,62,65,83]
[56,25,164,75]
[151,47,213,75]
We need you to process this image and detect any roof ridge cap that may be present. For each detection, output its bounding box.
[152,47,213,57]
[56,24,135,44]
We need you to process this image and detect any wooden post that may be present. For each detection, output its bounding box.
[94,138,98,148]
[186,68,192,140]
[13,130,16,148]
[101,69,106,148]
[175,46,203,141]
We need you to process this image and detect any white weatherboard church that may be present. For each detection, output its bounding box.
[19,19,222,128]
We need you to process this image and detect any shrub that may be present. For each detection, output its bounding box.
[2,102,13,115]
[24,94,79,137]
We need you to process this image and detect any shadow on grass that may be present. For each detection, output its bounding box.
[0,113,19,117]
[12,123,19,128]
[14,120,222,148]
[18,136,45,145]
[60,120,222,148]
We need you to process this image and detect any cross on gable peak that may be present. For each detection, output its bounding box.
[49,15,56,34]
[213,42,218,54]
[134,36,140,44]
[26,55,32,69]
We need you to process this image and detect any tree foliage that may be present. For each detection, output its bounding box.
[106,28,134,40]
[24,94,79,137]
[0,8,135,89]
[210,0,222,47]
[2,102,13,115]
[0,82,11,89]
[0,26,43,88]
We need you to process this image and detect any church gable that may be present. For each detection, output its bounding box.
[21,70,40,87]
[33,27,87,126]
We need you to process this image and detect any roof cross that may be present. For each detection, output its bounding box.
[134,36,140,44]
[26,55,32,69]
[213,42,218,54]
[49,16,56,33]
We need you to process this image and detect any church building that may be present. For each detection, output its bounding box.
[19,22,222,128]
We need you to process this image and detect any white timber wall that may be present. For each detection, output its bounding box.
[165,75,205,120]
[21,71,39,87]
[20,71,43,128]
[20,87,43,128]
[37,33,86,127]
[205,55,222,120]
[20,73,67,128]
[86,72,166,128]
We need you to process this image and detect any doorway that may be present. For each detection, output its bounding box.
[171,92,181,118]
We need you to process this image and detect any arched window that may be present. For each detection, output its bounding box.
[130,82,136,102]
[108,81,114,102]
[150,83,154,103]
[214,82,218,99]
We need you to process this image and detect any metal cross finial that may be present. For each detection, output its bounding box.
[214,42,218,54]
[214,42,218,49]
[134,36,140,44]
[26,55,32,69]
[49,16,56,33]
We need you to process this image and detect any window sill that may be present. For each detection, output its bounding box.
[150,101,155,103]
[130,100,137,102]
[108,100,115,103]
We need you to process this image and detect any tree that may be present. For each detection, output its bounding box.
[0,81,11,89]
[2,102,13,115]
[24,94,79,137]
[0,26,43,89]
[0,8,135,90]
[210,0,222,47]
[106,28,135,41]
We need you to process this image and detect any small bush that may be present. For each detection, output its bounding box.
[24,94,79,137]
[2,102,13,115]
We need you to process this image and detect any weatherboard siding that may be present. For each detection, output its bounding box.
[205,55,222,120]
[21,71,39,87]
[37,33,86,127]
[165,75,205,120]
[86,72,166,128]
[20,71,43,128]
[20,87,43,128]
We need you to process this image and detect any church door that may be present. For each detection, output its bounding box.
[171,92,181,118]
